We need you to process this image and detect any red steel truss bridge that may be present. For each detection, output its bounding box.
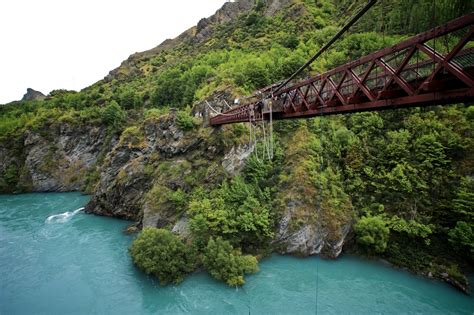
[210,13,474,126]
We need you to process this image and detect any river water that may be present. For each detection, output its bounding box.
[1,192,473,314]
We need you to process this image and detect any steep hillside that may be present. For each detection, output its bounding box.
[0,0,472,290]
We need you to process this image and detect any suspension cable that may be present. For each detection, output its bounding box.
[205,100,235,116]
[222,99,233,110]
[272,0,378,95]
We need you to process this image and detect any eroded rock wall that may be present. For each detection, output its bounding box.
[0,123,111,192]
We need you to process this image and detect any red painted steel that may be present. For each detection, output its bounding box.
[210,13,474,126]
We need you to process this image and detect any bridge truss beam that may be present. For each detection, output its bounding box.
[210,13,474,126]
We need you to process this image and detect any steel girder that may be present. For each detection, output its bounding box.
[210,13,474,126]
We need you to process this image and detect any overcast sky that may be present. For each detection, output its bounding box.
[0,0,227,104]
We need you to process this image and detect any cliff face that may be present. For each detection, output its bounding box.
[85,111,208,221]
[81,100,350,258]
[275,201,352,258]
[0,123,112,193]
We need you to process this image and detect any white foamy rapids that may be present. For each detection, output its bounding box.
[45,207,84,224]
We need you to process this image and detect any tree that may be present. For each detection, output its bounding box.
[129,228,196,285]
[281,34,299,49]
[388,215,433,245]
[448,177,474,258]
[452,177,474,220]
[175,110,199,131]
[448,221,474,258]
[202,237,258,286]
[354,215,390,254]
[153,68,184,107]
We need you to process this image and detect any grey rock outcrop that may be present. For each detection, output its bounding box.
[85,113,205,220]
[27,125,108,191]
[22,88,46,101]
[265,0,294,16]
[172,216,191,239]
[275,200,352,258]
[0,124,109,192]
[222,144,253,175]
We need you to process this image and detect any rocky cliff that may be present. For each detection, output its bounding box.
[0,123,112,193]
[85,110,210,221]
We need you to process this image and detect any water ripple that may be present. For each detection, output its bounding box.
[45,207,84,224]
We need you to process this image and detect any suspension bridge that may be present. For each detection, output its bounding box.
[209,13,474,126]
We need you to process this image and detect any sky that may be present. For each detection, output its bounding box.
[0,0,227,104]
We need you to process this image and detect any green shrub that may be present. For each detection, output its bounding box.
[4,164,19,187]
[448,221,474,258]
[354,215,390,254]
[144,108,169,120]
[102,100,125,128]
[202,237,258,286]
[176,110,199,131]
[169,188,188,214]
[281,34,299,49]
[388,216,434,245]
[118,87,141,110]
[0,164,20,192]
[119,126,145,148]
[82,170,100,194]
[129,228,196,285]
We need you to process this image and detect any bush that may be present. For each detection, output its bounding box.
[169,188,188,213]
[448,221,474,258]
[202,237,258,286]
[102,100,126,128]
[281,34,299,49]
[176,110,199,131]
[144,108,168,120]
[129,228,196,285]
[354,215,390,254]
[119,126,145,148]
[388,216,433,245]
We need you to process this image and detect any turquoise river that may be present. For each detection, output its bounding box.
[1,192,473,314]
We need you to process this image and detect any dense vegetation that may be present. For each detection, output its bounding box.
[1,0,473,288]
